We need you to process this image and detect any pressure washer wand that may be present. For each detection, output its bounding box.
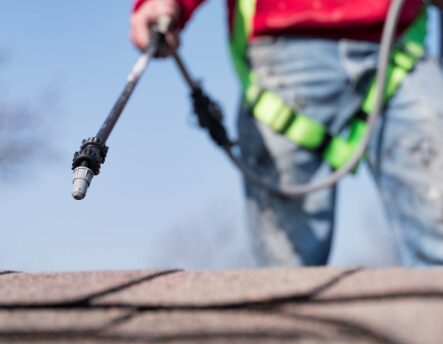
[71,18,170,200]
[97,39,159,143]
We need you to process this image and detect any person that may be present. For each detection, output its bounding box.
[130,0,443,267]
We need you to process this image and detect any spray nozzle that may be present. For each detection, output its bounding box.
[71,166,94,200]
[71,137,108,200]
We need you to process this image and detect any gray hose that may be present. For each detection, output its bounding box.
[223,0,406,197]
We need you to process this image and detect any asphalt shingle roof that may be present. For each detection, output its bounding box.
[1,267,443,343]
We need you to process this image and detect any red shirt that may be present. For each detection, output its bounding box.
[133,0,423,41]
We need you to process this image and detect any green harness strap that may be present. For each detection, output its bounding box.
[229,1,427,170]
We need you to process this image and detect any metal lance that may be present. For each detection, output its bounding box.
[71,17,170,200]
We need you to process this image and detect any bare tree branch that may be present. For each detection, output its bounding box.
[0,54,60,180]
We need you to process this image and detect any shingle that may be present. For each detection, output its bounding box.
[1,268,443,344]
[96,267,352,306]
[0,270,166,304]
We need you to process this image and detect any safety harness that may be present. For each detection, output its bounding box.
[229,1,427,170]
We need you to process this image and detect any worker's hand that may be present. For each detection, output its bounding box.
[130,0,180,56]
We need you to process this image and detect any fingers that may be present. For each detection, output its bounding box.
[130,13,151,50]
[166,31,180,50]
[156,31,180,57]
[130,0,180,51]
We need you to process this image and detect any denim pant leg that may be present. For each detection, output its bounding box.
[238,112,336,267]
[237,38,365,267]
[367,56,443,266]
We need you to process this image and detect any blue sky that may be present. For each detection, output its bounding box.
[0,1,440,271]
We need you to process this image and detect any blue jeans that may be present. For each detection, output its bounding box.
[237,36,443,267]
